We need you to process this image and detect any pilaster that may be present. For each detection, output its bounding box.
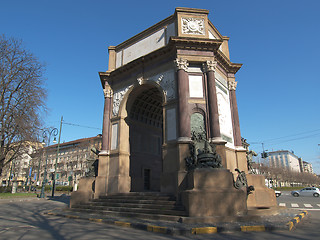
[175,58,191,142]
[228,80,242,147]
[203,60,223,142]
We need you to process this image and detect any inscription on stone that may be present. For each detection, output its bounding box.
[111,123,118,150]
[166,108,177,141]
[189,75,203,98]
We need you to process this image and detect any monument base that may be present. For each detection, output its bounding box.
[70,177,95,207]
[247,174,277,209]
[181,168,247,217]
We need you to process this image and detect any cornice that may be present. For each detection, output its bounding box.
[207,20,224,39]
[99,71,111,88]
[175,7,209,15]
[170,36,222,51]
[171,37,242,73]
[215,50,242,74]
[102,36,242,86]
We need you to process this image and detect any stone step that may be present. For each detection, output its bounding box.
[98,195,176,201]
[75,202,185,211]
[68,208,184,222]
[92,198,177,205]
[70,192,187,222]
[72,205,187,216]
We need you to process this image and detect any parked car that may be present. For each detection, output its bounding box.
[275,190,281,197]
[291,187,320,197]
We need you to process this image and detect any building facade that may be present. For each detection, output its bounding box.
[302,161,314,173]
[268,150,301,172]
[1,135,102,188]
[0,142,41,187]
[36,135,102,187]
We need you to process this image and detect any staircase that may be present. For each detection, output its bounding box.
[70,192,187,222]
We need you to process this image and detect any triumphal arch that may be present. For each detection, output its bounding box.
[72,8,277,218]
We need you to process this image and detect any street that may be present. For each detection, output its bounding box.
[276,191,320,211]
[0,194,319,240]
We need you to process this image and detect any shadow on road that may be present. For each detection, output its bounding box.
[47,194,70,206]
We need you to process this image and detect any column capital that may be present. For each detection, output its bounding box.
[228,81,238,91]
[202,60,217,72]
[103,86,113,98]
[175,58,189,71]
[137,76,144,85]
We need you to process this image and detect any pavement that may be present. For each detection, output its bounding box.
[40,195,309,236]
[0,194,310,236]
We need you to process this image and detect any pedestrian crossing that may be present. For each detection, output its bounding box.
[279,203,320,209]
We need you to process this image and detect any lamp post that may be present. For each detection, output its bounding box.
[36,149,43,186]
[39,128,58,198]
[52,116,63,198]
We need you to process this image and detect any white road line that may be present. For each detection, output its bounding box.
[279,203,286,207]
[317,204,320,207]
[291,203,299,208]
[304,204,312,208]
[298,208,320,211]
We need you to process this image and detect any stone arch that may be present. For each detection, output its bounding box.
[117,82,165,192]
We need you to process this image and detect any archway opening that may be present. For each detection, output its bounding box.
[127,85,163,192]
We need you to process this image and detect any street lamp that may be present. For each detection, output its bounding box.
[52,116,63,198]
[39,128,58,198]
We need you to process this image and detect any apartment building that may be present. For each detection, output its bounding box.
[1,135,102,187]
[302,161,314,173]
[268,150,301,172]
[35,135,102,187]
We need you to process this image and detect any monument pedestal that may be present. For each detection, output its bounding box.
[70,177,95,207]
[181,168,247,218]
[247,174,277,211]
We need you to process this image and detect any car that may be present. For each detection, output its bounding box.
[291,187,320,197]
[275,190,281,197]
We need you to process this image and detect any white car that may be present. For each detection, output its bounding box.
[275,190,281,197]
[291,187,320,197]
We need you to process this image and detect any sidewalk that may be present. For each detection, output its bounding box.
[45,206,308,236]
[0,192,69,204]
[1,194,309,236]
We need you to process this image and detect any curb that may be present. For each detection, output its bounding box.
[286,211,308,231]
[45,210,309,235]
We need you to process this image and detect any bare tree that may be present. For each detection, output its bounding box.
[0,35,47,175]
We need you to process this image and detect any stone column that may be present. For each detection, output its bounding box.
[101,84,113,154]
[203,60,222,141]
[175,58,190,141]
[228,81,242,146]
[95,84,112,198]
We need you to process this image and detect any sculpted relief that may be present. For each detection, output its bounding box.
[181,17,205,35]
[112,70,176,116]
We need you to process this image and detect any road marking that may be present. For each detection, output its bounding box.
[279,203,286,207]
[317,204,320,207]
[297,208,320,211]
[291,203,299,208]
[304,204,312,208]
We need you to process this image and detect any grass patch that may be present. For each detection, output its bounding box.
[274,186,311,191]
[0,192,37,199]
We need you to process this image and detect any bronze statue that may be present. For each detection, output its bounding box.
[85,148,100,177]
[234,168,254,196]
[185,131,222,170]
[246,150,257,174]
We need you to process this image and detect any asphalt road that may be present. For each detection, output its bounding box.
[277,191,320,211]
[0,195,319,240]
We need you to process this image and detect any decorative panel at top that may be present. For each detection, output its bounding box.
[181,17,205,35]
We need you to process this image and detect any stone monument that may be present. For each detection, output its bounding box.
[71,7,277,217]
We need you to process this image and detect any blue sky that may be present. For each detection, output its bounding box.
[1,0,320,173]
